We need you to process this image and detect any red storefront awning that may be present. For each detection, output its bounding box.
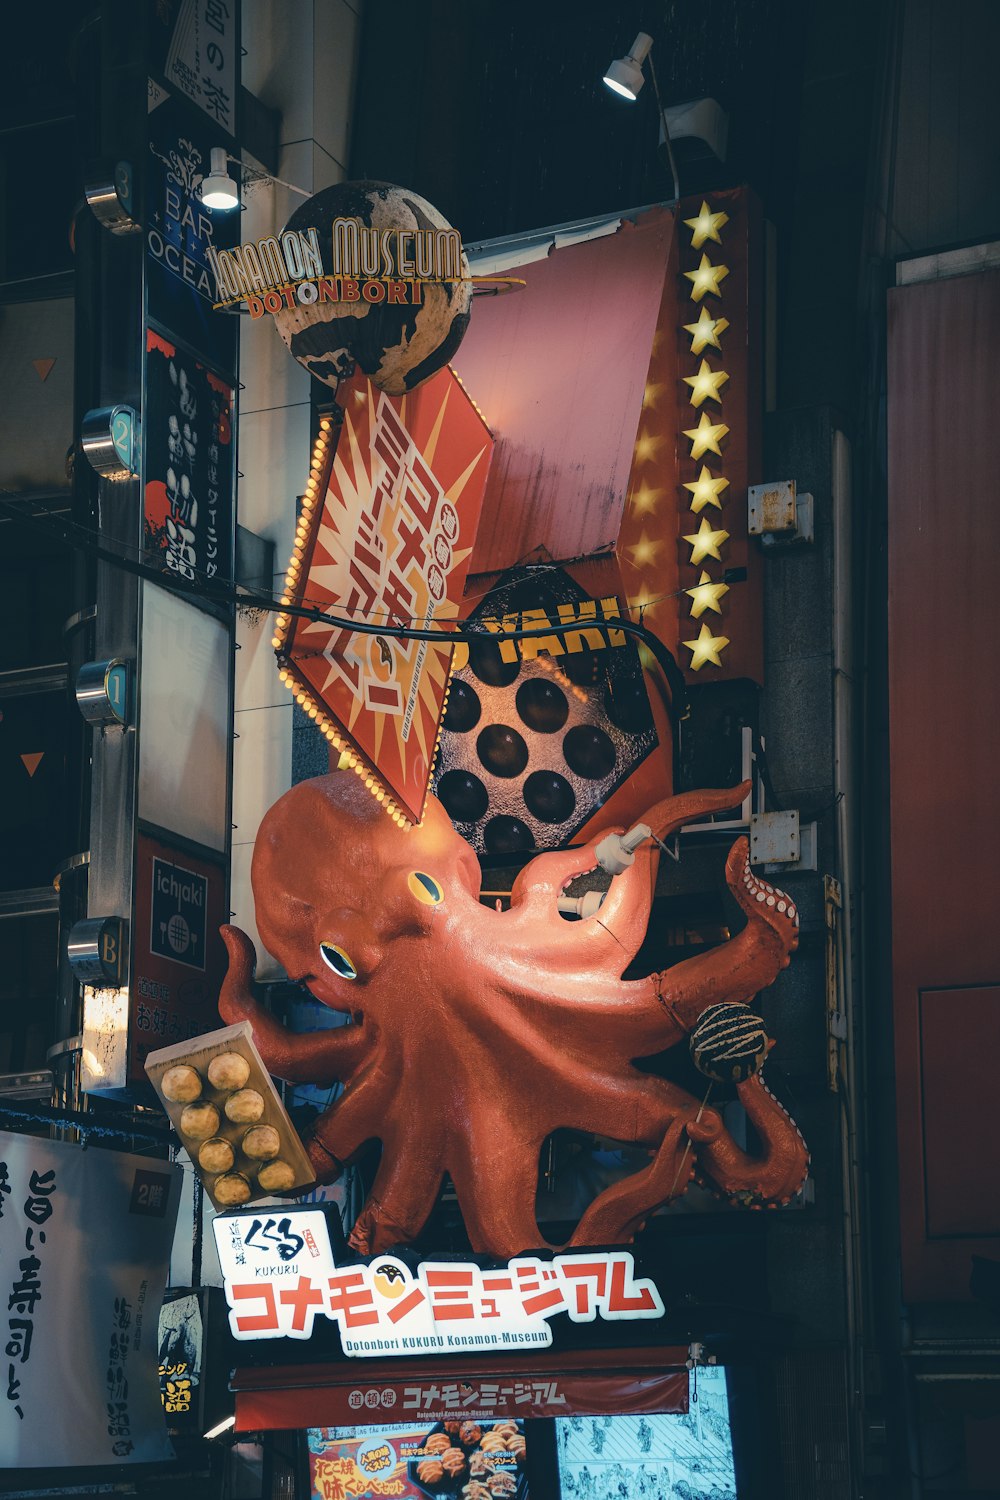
[233,1345,689,1431]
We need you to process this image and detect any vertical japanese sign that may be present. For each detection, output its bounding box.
[150,0,237,137]
[275,367,493,823]
[157,1291,204,1431]
[143,329,234,585]
[0,1132,179,1468]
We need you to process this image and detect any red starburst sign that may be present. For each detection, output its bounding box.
[274,366,493,824]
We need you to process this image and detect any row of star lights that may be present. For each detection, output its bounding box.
[680,201,732,671]
[271,416,414,829]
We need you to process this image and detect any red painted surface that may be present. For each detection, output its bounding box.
[920,987,1000,1238]
[887,269,1000,1300]
[454,211,675,576]
[233,1347,690,1431]
[454,189,764,699]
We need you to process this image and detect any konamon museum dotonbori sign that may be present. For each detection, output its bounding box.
[208,181,475,396]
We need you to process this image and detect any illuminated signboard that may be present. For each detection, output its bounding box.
[143,329,234,585]
[432,563,660,856]
[308,1422,528,1499]
[212,1208,664,1357]
[273,366,492,825]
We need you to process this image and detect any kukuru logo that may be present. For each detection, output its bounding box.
[151,857,208,970]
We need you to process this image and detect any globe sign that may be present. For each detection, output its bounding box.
[274,181,473,396]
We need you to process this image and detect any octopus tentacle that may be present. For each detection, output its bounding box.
[305,1062,399,1183]
[505,785,752,974]
[448,1125,547,1259]
[348,1133,447,1254]
[652,838,799,1032]
[691,1072,809,1204]
[567,1113,698,1245]
[219,925,372,1082]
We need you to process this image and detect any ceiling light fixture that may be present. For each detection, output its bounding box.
[200,147,240,210]
[602,31,680,201]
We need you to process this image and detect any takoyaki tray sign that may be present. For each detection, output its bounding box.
[212,1206,665,1359]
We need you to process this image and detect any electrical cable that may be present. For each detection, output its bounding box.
[0,490,692,722]
[0,1099,172,1145]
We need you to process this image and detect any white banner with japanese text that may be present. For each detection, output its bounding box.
[213,1208,665,1358]
[0,1131,181,1468]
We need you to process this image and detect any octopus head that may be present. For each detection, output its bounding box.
[251,771,482,1012]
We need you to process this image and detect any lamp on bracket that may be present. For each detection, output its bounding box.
[200,147,240,210]
[602,30,680,201]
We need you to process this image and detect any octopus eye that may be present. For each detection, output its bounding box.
[408,871,443,906]
[319,942,357,980]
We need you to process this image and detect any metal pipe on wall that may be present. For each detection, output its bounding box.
[832,426,872,1483]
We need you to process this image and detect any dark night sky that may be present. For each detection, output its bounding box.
[350,0,808,243]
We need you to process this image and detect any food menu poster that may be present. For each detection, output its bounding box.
[307,1420,528,1500]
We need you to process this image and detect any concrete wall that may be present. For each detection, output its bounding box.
[232,0,361,975]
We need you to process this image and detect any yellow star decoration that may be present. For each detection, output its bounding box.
[629,478,662,517]
[684,306,730,354]
[684,254,729,302]
[634,430,663,464]
[684,622,730,670]
[683,466,730,513]
[686,570,730,618]
[629,582,661,618]
[683,517,730,564]
[683,412,729,459]
[683,359,730,408]
[684,200,730,249]
[627,532,663,568]
[642,380,665,410]
[683,304,731,354]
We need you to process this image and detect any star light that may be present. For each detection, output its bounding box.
[683,359,730,408]
[683,517,730,564]
[684,200,730,248]
[684,254,729,303]
[686,569,730,618]
[683,466,730,513]
[683,412,729,459]
[629,478,662,517]
[684,622,730,670]
[684,306,730,354]
[628,581,663,619]
[627,532,663,568]
[634,430,663,463]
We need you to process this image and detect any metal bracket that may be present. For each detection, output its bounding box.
[763,820,818,874]
[749,809,800,864]
[748,478,815,547]
[84,161,141,236]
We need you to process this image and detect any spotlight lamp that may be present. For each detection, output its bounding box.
[200,147,240,210]
[601,31,680,200]
[603,31,653,100]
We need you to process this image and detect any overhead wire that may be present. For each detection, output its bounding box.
[0,489,694,721]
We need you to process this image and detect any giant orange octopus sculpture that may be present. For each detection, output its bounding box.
[219,772,808,1259]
